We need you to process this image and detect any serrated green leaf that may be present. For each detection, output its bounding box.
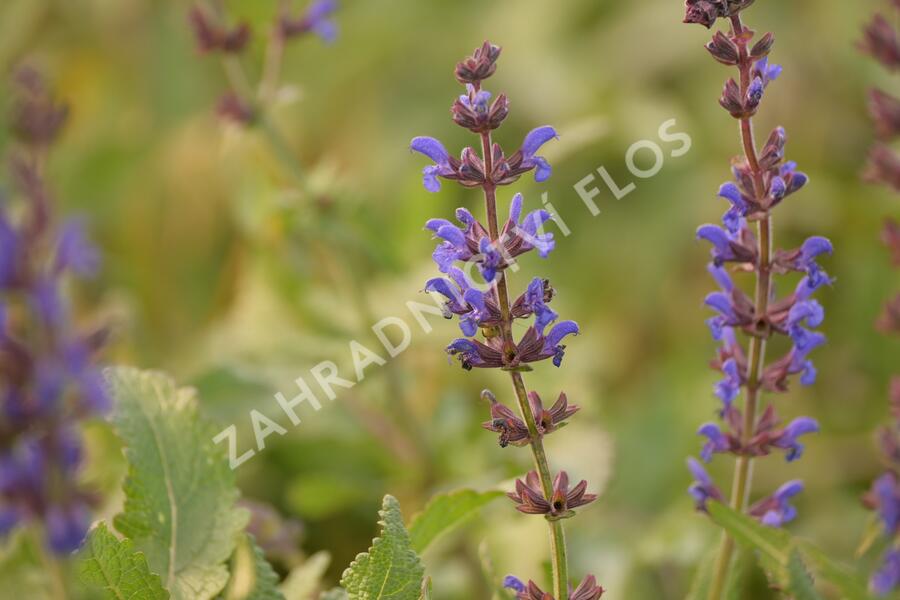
[340,495,424,600]
[407,489,504,553]
[787,550,822,600]
[801,543,871,600]
[281,552,331,600]
[708,502,870,600]
[106,367,249,600]
[79,522,169,600]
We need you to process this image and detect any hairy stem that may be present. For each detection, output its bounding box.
[707,14,773,600]
[479,131,569,599]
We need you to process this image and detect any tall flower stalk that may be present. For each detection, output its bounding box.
[410,43,603,600]
[683,3,831,598]
[859,3,900,594]
[0,68,108,564]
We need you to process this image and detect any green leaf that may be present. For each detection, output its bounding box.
[407,489,504,553]
[78,522,170,600]
[280,552,331,600]
[340,495,425,600]
[222,535,284,600]
[106,367,250,600]
[787,550,822,600]
[708,502,870,600]
[801,542,871,600]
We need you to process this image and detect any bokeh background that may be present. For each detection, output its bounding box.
[1,0,897,597]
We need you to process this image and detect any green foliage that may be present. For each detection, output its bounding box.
[78,522,169,600]
[708,502,872,600]
[104,368,251,600]
[406,489,504,553]
[340,495,425,600]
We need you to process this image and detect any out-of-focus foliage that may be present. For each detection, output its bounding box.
[0,0,897,598]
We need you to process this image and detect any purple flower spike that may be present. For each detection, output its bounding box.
[773,417,819,462]
[519,126,558,182]
[411,136,455,192]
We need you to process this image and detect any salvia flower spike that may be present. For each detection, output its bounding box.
[411,42,602,599]
[0,69,108,554]
[860,4,900,594]
[682,2,831,597]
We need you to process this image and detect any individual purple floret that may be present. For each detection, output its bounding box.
[748,480,803,527]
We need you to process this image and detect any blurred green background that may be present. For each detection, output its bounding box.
[1,0,897,597]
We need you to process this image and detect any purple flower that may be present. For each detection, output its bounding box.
[460,84,491,115]
[0,74,107,554]
[503,576,526,593]
[715,358,742,408]
[0,213,18,287]
[698,422,731,462]
[772,417,819,462]
[872,549,900,596]
[797,236,834,287]
[696,223,754,266]
[56,220,101,277]
[749,480,803,527]
[45,502,90,554]
[718,182,748,233]
[478,237,504,282]
[524,277,558,331]
[280,0,338,43]
[518,126,558,182]
[871,472,900,535]
[504,193,555,258]
[411,137,456,193]
[753,57,783,85]
[687,457,723,511]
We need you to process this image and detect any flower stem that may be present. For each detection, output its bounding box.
[479,131,569,600]
[707,14,773,600]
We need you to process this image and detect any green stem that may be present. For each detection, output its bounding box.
[707,14,773,600]
[479,127,569,600]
